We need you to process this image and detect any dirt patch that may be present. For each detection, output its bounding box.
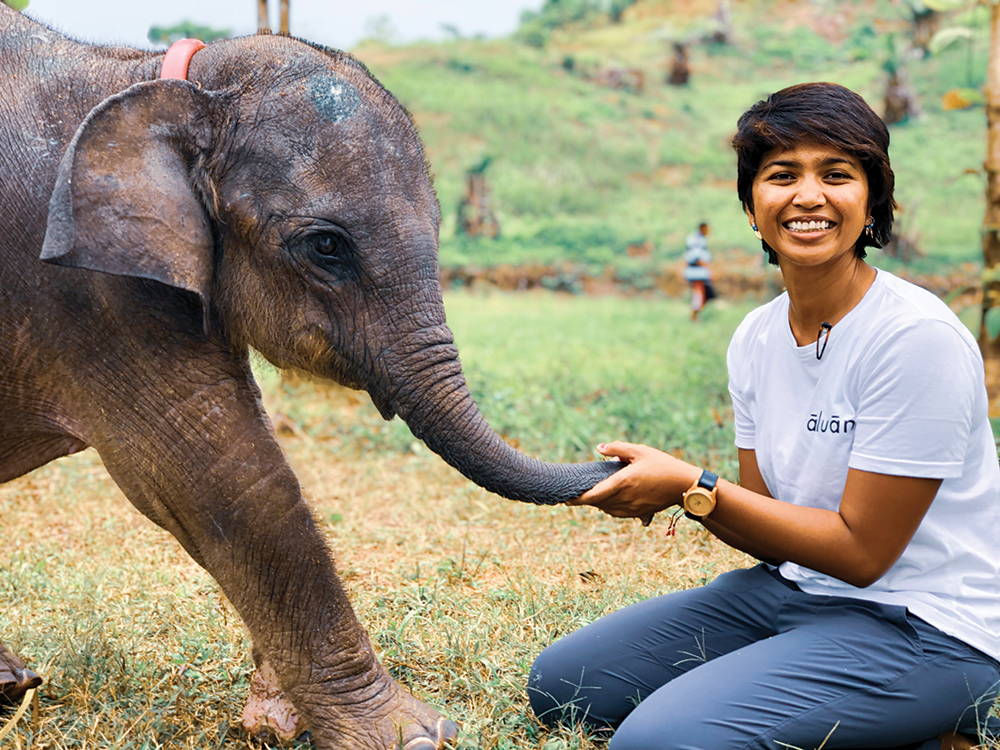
[440,254,982,308]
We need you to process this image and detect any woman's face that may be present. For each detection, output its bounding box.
[748,141,870,271]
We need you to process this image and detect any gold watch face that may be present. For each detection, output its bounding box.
[684,488,716,517]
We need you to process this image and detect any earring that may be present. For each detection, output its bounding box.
[864,217,874,239]
[752,223,763,241]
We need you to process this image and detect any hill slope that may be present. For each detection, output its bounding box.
[351,0,989,276]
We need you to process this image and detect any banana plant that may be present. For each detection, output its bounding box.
[924,0,1000,407]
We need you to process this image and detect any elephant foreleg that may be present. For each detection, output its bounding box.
[85,365,455,749]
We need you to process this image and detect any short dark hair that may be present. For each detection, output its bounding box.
[731,82,896,266]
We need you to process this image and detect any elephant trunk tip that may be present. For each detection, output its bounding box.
[451,455,625,506]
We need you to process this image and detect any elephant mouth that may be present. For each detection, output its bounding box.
[367,389,398,421]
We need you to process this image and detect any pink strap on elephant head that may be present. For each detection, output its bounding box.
[160,39,206,80]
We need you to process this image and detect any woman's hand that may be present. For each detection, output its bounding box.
[568,441,702,525]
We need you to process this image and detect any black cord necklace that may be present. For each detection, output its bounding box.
[816,321,832,360]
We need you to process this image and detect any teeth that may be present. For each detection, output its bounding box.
[787,220,832,232]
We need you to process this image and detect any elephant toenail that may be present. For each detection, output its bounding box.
[400,718,460,749]
[437,718,459,745]
[14,668,42,690]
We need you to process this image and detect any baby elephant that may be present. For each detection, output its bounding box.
[0,6,617,749]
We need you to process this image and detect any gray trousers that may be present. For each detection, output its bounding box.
[528,564,1000,750]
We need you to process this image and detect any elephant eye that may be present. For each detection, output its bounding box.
[289,224,357,277]
[311,233,341,257]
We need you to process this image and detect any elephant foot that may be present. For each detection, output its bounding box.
[242,661,311,743]
[0,640,42,705]
[247,659,458,749]
[311,678,460,750]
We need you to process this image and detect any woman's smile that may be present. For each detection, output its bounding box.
[785,219,834,234]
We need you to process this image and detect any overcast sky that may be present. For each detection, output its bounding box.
[21,0,546,51]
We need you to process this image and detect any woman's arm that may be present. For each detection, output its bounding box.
[571,442,941,588]
[695,449,781,565]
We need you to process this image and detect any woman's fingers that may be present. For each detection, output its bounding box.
[570,443,687,522]
[596,441,641,461]
[568,443,634,505]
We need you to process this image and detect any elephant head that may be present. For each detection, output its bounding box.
[40,35,620,504]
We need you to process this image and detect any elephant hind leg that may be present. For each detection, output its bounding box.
[0,640,42,705]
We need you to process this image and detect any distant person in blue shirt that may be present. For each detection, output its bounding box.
[682,222,715,320]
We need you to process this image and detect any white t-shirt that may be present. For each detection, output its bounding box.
[727,269,1000,660]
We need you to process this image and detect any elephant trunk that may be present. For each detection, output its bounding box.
[380,325,621,505]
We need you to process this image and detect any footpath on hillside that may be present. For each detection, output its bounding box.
[440,250,982,310]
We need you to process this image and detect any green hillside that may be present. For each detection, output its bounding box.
[351,0,990,279]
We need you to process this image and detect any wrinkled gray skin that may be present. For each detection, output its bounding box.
[0,6,622,749]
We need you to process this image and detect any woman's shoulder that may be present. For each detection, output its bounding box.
[728,292,789,368]
[876,270,955,313]
[733,292,788,341]
[870,270,979,354]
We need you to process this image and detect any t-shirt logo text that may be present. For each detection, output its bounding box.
[806,411,856,434]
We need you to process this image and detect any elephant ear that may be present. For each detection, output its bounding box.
[41,78,219,326]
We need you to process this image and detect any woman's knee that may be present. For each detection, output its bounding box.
[526,647,562,726]
[527,640,625,729]
[608,707,757,750]
[527,643,590,727]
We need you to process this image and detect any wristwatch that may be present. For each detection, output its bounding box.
[682,469,719,519]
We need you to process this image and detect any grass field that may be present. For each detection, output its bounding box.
[3,2,998,747]
[2,290,997,748]
[0,292,754,750]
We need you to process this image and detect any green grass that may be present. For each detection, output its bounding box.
[0,292,757,749]
[3,2,1000,745]
[3,290,996,748]
[445,291,747,472]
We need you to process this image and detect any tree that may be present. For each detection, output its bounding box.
[977,1,1000,404]
[901,0,944,54]
[456,158,500,240]
[515,0,637,44]
[361,14,398,45]
[667,42,690,86]
[608,0,638,23]
[882,37,922,125]
[926,0,1000,404]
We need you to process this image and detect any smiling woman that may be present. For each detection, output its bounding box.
[531,82,1000,750]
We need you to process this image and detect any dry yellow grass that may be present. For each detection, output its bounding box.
[2,286,996,748]
[0,377,752,750]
